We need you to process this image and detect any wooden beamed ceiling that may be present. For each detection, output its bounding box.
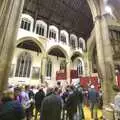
[23,0,94,40]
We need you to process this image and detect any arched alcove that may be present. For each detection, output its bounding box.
[47,45,69,58]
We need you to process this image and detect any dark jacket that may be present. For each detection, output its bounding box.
[0,99,25,120]
[76,88,83,104]
[66,91,78,113]
[40,93,62,120]
[35,89,45,111]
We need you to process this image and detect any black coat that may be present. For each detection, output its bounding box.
[76,88,83,104]
[40,93,62,120]
[35,90,45,111]
[66,91,78,114]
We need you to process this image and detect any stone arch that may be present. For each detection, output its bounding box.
[70,51,83,62]
[87,0,101,21]
[16,36,45,53]
[47,45,69,58]
[73,57,85,75]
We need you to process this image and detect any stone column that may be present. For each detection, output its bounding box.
[66,58,71,84]
[87,52,93,76]
[40,53,47,83]
[94,1,115,119]
[0,0,24,91]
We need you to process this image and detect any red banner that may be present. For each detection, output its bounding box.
[56,70,67,80]
[79,76,100,91]
[70,70,78,80]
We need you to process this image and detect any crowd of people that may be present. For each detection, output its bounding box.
[0,81,103,120]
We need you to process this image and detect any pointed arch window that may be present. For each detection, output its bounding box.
[60,34,66,44]
[36,24,45,36]
[78,38,85,50]
[80,41,83,50]
[15,52,32,77]
[70,36,76,49]
[77,61,83,76]
[46,60,52,77]
[49,29,56,40]
[21,18,31,31]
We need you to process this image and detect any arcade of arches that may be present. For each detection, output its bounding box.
[0,0,120,119]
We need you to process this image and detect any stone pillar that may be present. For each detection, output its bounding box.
[0,0,24,91]
[87,52,93,76]
[41,53,47,83]
[94,1,115,119]
[66,58,71,84]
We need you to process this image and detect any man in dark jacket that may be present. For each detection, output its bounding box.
[40,87,62,120]
[66,86,78,120]
[76,85,84,120]
[34,88,45,120]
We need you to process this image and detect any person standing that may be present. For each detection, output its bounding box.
[114,92,120,120]
[0,90,25,120]
[40,87,62,120]
[20,85,33,120]
[66,85,78,120]
[76,85,84,120]
[88,85,99,119]
[34,87,45,120]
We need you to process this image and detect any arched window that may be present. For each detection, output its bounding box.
[60,30,69,44]
[21,18,31,31]
[60,33,66,44]
[49,25,58,41]
[20,14,34,31]
[70,36,76,49]
[35,20,47,36]
[49,29,56,40]
[15,52,32,77]
[77,61,83,75]
[80,41,83,50]
[78,38,85,50]
[46,60,52,77]
[36,24,44,36]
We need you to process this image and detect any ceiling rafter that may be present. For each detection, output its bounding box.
[23,0,94,40]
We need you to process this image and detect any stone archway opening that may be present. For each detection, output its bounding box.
[48,45,68,59]
[71,52,82,62]
[17,40,42,53]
